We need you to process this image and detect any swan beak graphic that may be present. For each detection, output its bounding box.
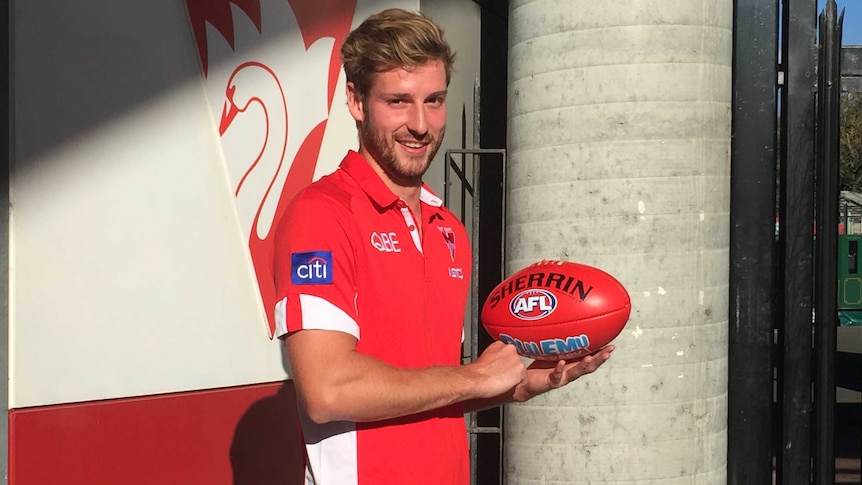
[219,85,239,135]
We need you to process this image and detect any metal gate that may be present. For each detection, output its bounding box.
[444,147,506,485]
[731,0,858,483]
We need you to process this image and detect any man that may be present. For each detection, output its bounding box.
[273,8,613,484]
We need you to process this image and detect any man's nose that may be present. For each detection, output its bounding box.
[406,103,428,136]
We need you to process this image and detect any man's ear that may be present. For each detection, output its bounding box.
[346,82,365,122]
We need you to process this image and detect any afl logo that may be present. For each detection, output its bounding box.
[510,289,557,320]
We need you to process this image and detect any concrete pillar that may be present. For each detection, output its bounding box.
[505,1,732,483]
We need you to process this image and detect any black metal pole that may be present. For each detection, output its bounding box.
[813,3,843,483]
[476,4,508,484]
[778,0,817,482]
[729,0,779,483]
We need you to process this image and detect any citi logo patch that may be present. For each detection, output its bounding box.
[291,251,332,285]
[510,289,557,320]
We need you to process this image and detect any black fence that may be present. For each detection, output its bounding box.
[733,0,860,483]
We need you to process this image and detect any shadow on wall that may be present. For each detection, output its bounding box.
[230,380,306,485]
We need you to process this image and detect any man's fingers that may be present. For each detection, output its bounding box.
[548,359,566,387]
[557,351,611,383]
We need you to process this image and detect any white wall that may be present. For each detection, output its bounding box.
[421,0,481,197]
[11,0,279,408]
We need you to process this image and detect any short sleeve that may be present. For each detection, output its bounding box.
[272,191,359,339]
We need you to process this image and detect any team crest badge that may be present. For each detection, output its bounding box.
[438,227,456,262]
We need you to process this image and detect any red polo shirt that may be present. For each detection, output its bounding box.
[273,151,472,485]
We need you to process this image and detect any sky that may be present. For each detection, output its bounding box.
[820,0,862,44]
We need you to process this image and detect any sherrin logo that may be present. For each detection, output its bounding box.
[291,251,333,285]
[509,289,557,320]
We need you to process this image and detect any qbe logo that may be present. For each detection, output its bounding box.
[291,251,333,285]
[509,289,557,320]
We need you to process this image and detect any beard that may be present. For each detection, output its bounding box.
[360,119,443,188]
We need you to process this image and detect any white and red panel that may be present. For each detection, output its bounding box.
[8,0,411,483]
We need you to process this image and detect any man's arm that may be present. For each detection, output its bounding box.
[285,329,529,424]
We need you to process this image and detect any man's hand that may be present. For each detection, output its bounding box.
[510,345,615,402]
[467,341,529,398]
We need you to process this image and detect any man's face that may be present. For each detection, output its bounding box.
[348,60,447,188]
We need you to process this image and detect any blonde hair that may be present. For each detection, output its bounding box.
[341,9,455,99]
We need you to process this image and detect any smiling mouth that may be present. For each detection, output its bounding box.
[397,140,429,153]
[398,140,426,148]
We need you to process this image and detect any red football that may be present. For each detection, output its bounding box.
[481,260,631,360]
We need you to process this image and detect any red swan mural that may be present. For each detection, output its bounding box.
[185,0,357,337]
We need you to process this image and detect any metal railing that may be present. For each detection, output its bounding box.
[442,147,506,485]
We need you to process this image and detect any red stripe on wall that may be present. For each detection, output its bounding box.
[9,381,305,485]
